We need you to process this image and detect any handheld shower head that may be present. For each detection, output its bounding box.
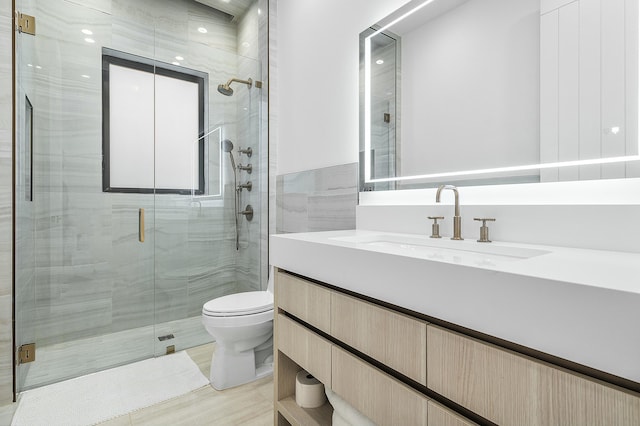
[222,139,237,170]
[217,77,253,96]
[222,139,234,153]
[222,139,240,251]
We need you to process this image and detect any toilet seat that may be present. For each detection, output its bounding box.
[202,291,274,327]
[203,291,273,316]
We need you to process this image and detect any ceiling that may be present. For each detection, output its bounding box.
[193,0,255,20]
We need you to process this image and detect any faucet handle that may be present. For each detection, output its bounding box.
[474,218,496,243]
[428,216,445,239]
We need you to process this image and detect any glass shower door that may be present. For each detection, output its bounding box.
[14,0,157,391]
[151,46,264,355]
[14,0,266,395]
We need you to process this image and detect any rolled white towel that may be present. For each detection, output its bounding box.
[332,409,350,426]
[325,387,376,426]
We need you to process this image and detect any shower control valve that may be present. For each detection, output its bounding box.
[239,205,254,221]
[237,164,252,174]
[238,147,253,157]
[237,181,253,192]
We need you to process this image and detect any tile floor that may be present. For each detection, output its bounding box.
[0,343,274,426]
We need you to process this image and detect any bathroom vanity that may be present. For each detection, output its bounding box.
[271,230,640,425]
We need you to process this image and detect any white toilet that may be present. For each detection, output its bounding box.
[201,281,274,390]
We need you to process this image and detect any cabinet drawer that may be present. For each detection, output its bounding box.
[276,270,331,333]
[428,401,477,426]
[277,313,331,386]
[331,345,428,426]
[427,325,640,426]
[331,291,427,385]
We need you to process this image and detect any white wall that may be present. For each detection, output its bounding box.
[401,0,539,175]
[276,0,640,199]
[276,0,411,175]
[276,0,640,255]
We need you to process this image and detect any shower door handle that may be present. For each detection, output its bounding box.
[139,208,145,243]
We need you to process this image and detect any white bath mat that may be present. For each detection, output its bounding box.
[11,351,209,426]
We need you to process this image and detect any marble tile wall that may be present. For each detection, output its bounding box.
[259,0,270,291]
[0,0,13,405]
[276,163,358,234]
[235,1,266,293]
[22,0,241,349]
[8,0,268,391]
[268,0,277,272]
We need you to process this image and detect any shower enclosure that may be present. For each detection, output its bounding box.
[14,0,268,393]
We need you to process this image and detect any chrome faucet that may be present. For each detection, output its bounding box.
[435,185,463,240]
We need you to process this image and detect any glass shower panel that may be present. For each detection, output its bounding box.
[232,55,264,294]
[152,42,263,354]
[14,0,266,394]
[14,13,36,392]
[14,0,157,391]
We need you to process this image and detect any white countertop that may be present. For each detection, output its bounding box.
[270,229,640,383]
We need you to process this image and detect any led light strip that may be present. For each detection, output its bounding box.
[363,0,640,185]
[366,155,640,184]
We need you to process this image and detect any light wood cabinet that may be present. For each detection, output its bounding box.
[427,324,640,426]
[331,291,427,385]
[276,271,331,333]
[427,401,477,426]
[331,345,428,426]
[274,269,640,426]
[277,314,331,386]
[274,269,473,426]
[274,313,333,426]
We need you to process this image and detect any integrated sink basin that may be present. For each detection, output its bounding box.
[271,229,640,383]
[330,233,551,262]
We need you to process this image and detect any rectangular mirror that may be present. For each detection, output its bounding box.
[360,0,640,191]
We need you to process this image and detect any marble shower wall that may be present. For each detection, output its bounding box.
[276,163,358,234]
[268,0,276,279]
[234,1,266,293]
[0,0,13,406]
[13,0,266,363]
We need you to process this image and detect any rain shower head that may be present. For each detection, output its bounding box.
[217,77,253,96]
[217,84,234,96]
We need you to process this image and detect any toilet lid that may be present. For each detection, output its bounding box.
[203,291,273,316]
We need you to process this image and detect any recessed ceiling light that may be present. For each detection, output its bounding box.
[175,55,184,61]
[172,61,180,66]
[81,29,93,35]
[35,65,42,69]
[81,74,90,79]
[258,8,262,15]
[85,38,95,43]
[241,41,250,48]
[27,63,33,67]
[198,27,207,34]
[376,59,384,65]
